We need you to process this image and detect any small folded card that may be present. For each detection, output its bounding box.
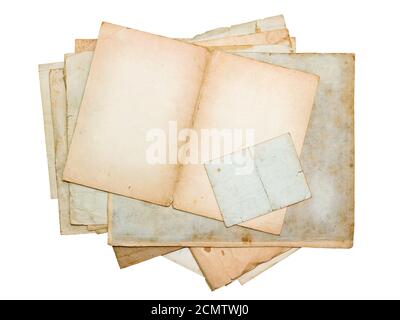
[205,133,311,227]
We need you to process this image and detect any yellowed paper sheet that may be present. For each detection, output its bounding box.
[39,62,63,199]
[191,15,286,41]
[50,68,92,235]
[191,29,290,47]
[64,22,210,206]
[75,39,97,53]
[86,224,107,231]
[191,247,292,290]
[113,246,179,269]
[68,37,186,265]
[238,248,299,285]
[222,43,294,54]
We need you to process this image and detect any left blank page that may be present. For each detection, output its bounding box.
[63,22,209,206]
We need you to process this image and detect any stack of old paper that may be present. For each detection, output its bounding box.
[39,15,355,290]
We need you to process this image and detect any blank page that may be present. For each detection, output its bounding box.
[63,22,209,206]
[173,51,319,231]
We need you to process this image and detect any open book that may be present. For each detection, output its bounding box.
[63,22,318,222]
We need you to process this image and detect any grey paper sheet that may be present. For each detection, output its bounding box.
[205,133,311,226]
[109,53,354,249]
[164,248,203,276]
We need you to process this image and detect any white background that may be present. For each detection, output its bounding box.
[0,0,398,299]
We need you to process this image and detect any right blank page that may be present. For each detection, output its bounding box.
[173,51,319,231]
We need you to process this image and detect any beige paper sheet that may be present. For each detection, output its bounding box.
[191,247,293,290]
[218,42,295,54]
[191,29,290,47]
[238,248,299,285]
[190,15,286,41]
[64,22,210,206]
[39,63,63,199]
[113,246,179,269]
[49,68,92,234]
